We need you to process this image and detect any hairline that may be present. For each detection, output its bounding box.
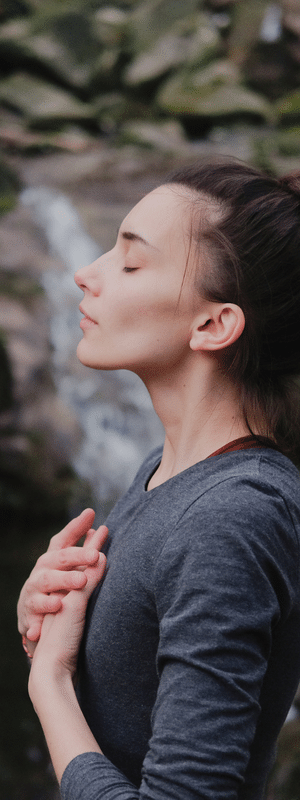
[159,181,226,306]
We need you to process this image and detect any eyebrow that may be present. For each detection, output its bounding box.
[120,230,156,249]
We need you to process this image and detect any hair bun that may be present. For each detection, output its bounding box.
[279,171,300,198]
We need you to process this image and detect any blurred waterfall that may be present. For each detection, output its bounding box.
[21,187,163,508]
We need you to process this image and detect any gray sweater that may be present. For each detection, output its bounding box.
[60,447,300,800]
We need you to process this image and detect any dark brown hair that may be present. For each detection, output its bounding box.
[167,160,300,462]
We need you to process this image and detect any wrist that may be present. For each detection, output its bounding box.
[29,656,75,710]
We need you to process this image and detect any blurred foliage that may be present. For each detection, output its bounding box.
[0,0,299,148]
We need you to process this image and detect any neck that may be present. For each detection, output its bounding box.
[141,356,249,489]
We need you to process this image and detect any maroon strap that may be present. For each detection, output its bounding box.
[207,435,273,459]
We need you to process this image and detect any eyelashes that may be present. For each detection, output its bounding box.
[123,267,138,273]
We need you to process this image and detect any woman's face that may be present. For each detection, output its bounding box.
[75,185,201,379]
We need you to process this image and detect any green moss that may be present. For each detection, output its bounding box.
[277,90,300,125]
[0,192,17,215]
[277,127,300,157]
[0,158,21,217]
[252,137,277,176]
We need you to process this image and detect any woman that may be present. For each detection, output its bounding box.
[18,160,300,800]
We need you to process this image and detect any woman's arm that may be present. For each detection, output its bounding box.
[17,508,108,648]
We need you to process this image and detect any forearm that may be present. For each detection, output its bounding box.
[30,671,102,784]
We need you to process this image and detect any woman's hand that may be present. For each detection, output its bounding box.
[17,509,108,654]
[28,552,107,698]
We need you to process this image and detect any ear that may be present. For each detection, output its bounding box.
[189,303,245,353]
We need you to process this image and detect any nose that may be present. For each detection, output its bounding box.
[74,259,102,294]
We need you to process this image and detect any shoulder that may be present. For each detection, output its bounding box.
[181,447,300,528]
[154,449,300,606]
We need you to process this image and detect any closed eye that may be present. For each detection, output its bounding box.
[123,267,138,273]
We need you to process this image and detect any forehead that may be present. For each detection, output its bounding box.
[120,185,192,247]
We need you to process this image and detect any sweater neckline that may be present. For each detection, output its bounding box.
[145,436,278,492]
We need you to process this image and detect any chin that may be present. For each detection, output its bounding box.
[76,341,101,369]
[76,342,121,371]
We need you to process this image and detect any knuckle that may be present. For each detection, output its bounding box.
[57,550,70,568]
[36,553,47,569]
[38,569,52,594]
[27,592,41,613]
[48,532,60,550]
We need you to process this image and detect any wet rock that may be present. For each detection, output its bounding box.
[118,119,187,152]
[282,0,300,66]
[94,92,152,134]
[227,0,270,66]
[0,72,95,129]
[0,296,49,400]
[0,14,95,91]
[13,149,113,190]
[124,31,188,86]
[184,13,221,69]
[207,123,259,162]
[88,48,124,94]
[129,0,201,53]
[0,203,60,274]
[94,6,129,47]
[0,16,30,63]
[206,0,235,7]
[31,8,99,66]
[282,0,300,37]
[0,109,94,153]
[124,14,219,87]
[20,393,81,458]
[157,59,273,123]
[24,32,92,90]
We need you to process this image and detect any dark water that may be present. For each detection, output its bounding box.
[0,510,67,800]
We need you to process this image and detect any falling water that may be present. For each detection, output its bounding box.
[21,187,163,509]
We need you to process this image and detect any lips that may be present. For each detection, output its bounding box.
[79,305,98,328]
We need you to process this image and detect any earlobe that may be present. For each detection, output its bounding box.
[189,304,245,353]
